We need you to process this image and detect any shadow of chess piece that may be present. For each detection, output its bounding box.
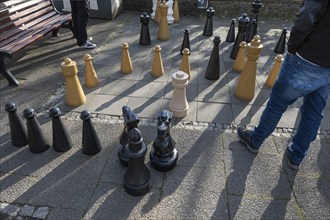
[233,41,247,73]
[180,29,191,55]
[230,13,250,60]
[173,0,180,22]
[151,45,164,77]
[157,1,169,41]
[203,7,215,36]
[23,108,50,153]
[150,110,178,171]
[234,35,263,100]
[61,58,86,107]
[5,102,28,147]
[169,71,189,117]
[245,19,257,43]
[139,12,151,45]
[274,27,287,54]
[226,19,236,43]
[80,110,102,155]
[49,107,72,152]
[123,128,152,196]
[121,42,133,74]
[179,48,191,79]
[119,105,140,167]
[265,54,284,88]
[84,54,99,88]
[205,36,221,80]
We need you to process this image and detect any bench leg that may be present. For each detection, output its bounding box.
[52,29,60,37]
[0,57,19,86]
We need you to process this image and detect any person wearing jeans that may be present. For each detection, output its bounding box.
[237,0,330,170]
[70,0,96,49]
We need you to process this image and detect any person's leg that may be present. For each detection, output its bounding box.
[70,1,78,40]
[75,0,89,46]
[288,85,330,165]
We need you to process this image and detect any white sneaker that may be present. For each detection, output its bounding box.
[81,41,96,49]
[88,37,93,41]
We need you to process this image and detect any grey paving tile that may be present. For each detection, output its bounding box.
[47,208,85,220]
[131,81,167,98]
[228,85,268,106]
[126,97,163,119]
[197,84,231,103]
[87,94,129,115]
[109,65,143,80]
[83,182,160,219]
[139,68,171,82]
[99,79,138,96]
[158,166,228,219]
[197,102,234,124]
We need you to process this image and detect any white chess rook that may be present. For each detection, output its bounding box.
[169,71,189,118]
[167,0,174,24]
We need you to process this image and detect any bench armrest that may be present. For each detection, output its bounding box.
[0,49,12,59]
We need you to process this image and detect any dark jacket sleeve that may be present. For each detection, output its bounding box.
[287,0,329,54]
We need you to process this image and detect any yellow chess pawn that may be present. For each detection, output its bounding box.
[61,58,86,107]
[179,48,191,79]
[233,41,247,73]
[157,1,169,41]
[265,54,284,88]
[121,42,133,74]
[173,0,180,23]
[84,54,99,88]
[151,45,164,77]
[234,35,263,100]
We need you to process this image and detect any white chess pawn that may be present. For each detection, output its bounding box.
[151,0,158,19]
[169,71,189,117]
[166,0,174,24]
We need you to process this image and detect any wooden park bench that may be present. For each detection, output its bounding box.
[0,0,73,86]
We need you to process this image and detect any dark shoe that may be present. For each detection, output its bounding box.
[237,127,259,154]
[285,146,300,170]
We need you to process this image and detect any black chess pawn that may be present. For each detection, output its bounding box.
[123,128,152,196]
[245,0,262,40]
[80,110,102,155]
[49,107,72,152]
[245,19,258,43]
[5,102,28,147]
[139,12,151,45]
[203,7,215,36]
[205,36,221,80]
[23,108,50,153]
[180,29,191,55]
[230,13,250,60]
[118,105,140,167]
[225,19,236,43]
[150,110,178,171]
[274,27,287,54]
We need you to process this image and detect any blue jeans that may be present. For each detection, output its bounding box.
[251,53,330,164]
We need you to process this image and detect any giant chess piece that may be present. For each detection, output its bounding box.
[5,102,28,147]
[166,0,174,24]
[274,27,287,54]
[123,128,152,196]
[203,7,215,36]
[230,13,250,60]
[234,35,263,100]
[61,58,86,107]
[233,41,247,73]
[155,0,161,23]
[23,108,50,153]
[169,71,189,117]
[205,36,221,80]
[118,105,140,167]
[245,0,262,42]
[225,19,236,43]
[80,110,102,155]
[245,19,257,43]
[84,54,99,88]
[265,54,284,88]
[180,29,191,55]
[121,42,133,74]
[157,1,169,41]
[179,48,191,79]
[173,0,180,22]
[152,45,164,77]
[150,110,178,171]
[139,12,151,45]
[49,107,72,152]
[151,0,158,19]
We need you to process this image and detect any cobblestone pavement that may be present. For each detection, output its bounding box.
[0,11,329,220]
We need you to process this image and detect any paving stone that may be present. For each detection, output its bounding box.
[32,207,49,219]
[19,205,35,217]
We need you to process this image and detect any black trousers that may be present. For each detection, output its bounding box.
[70,0,89,46]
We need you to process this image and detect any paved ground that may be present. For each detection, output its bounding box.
[0,11,329,220]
